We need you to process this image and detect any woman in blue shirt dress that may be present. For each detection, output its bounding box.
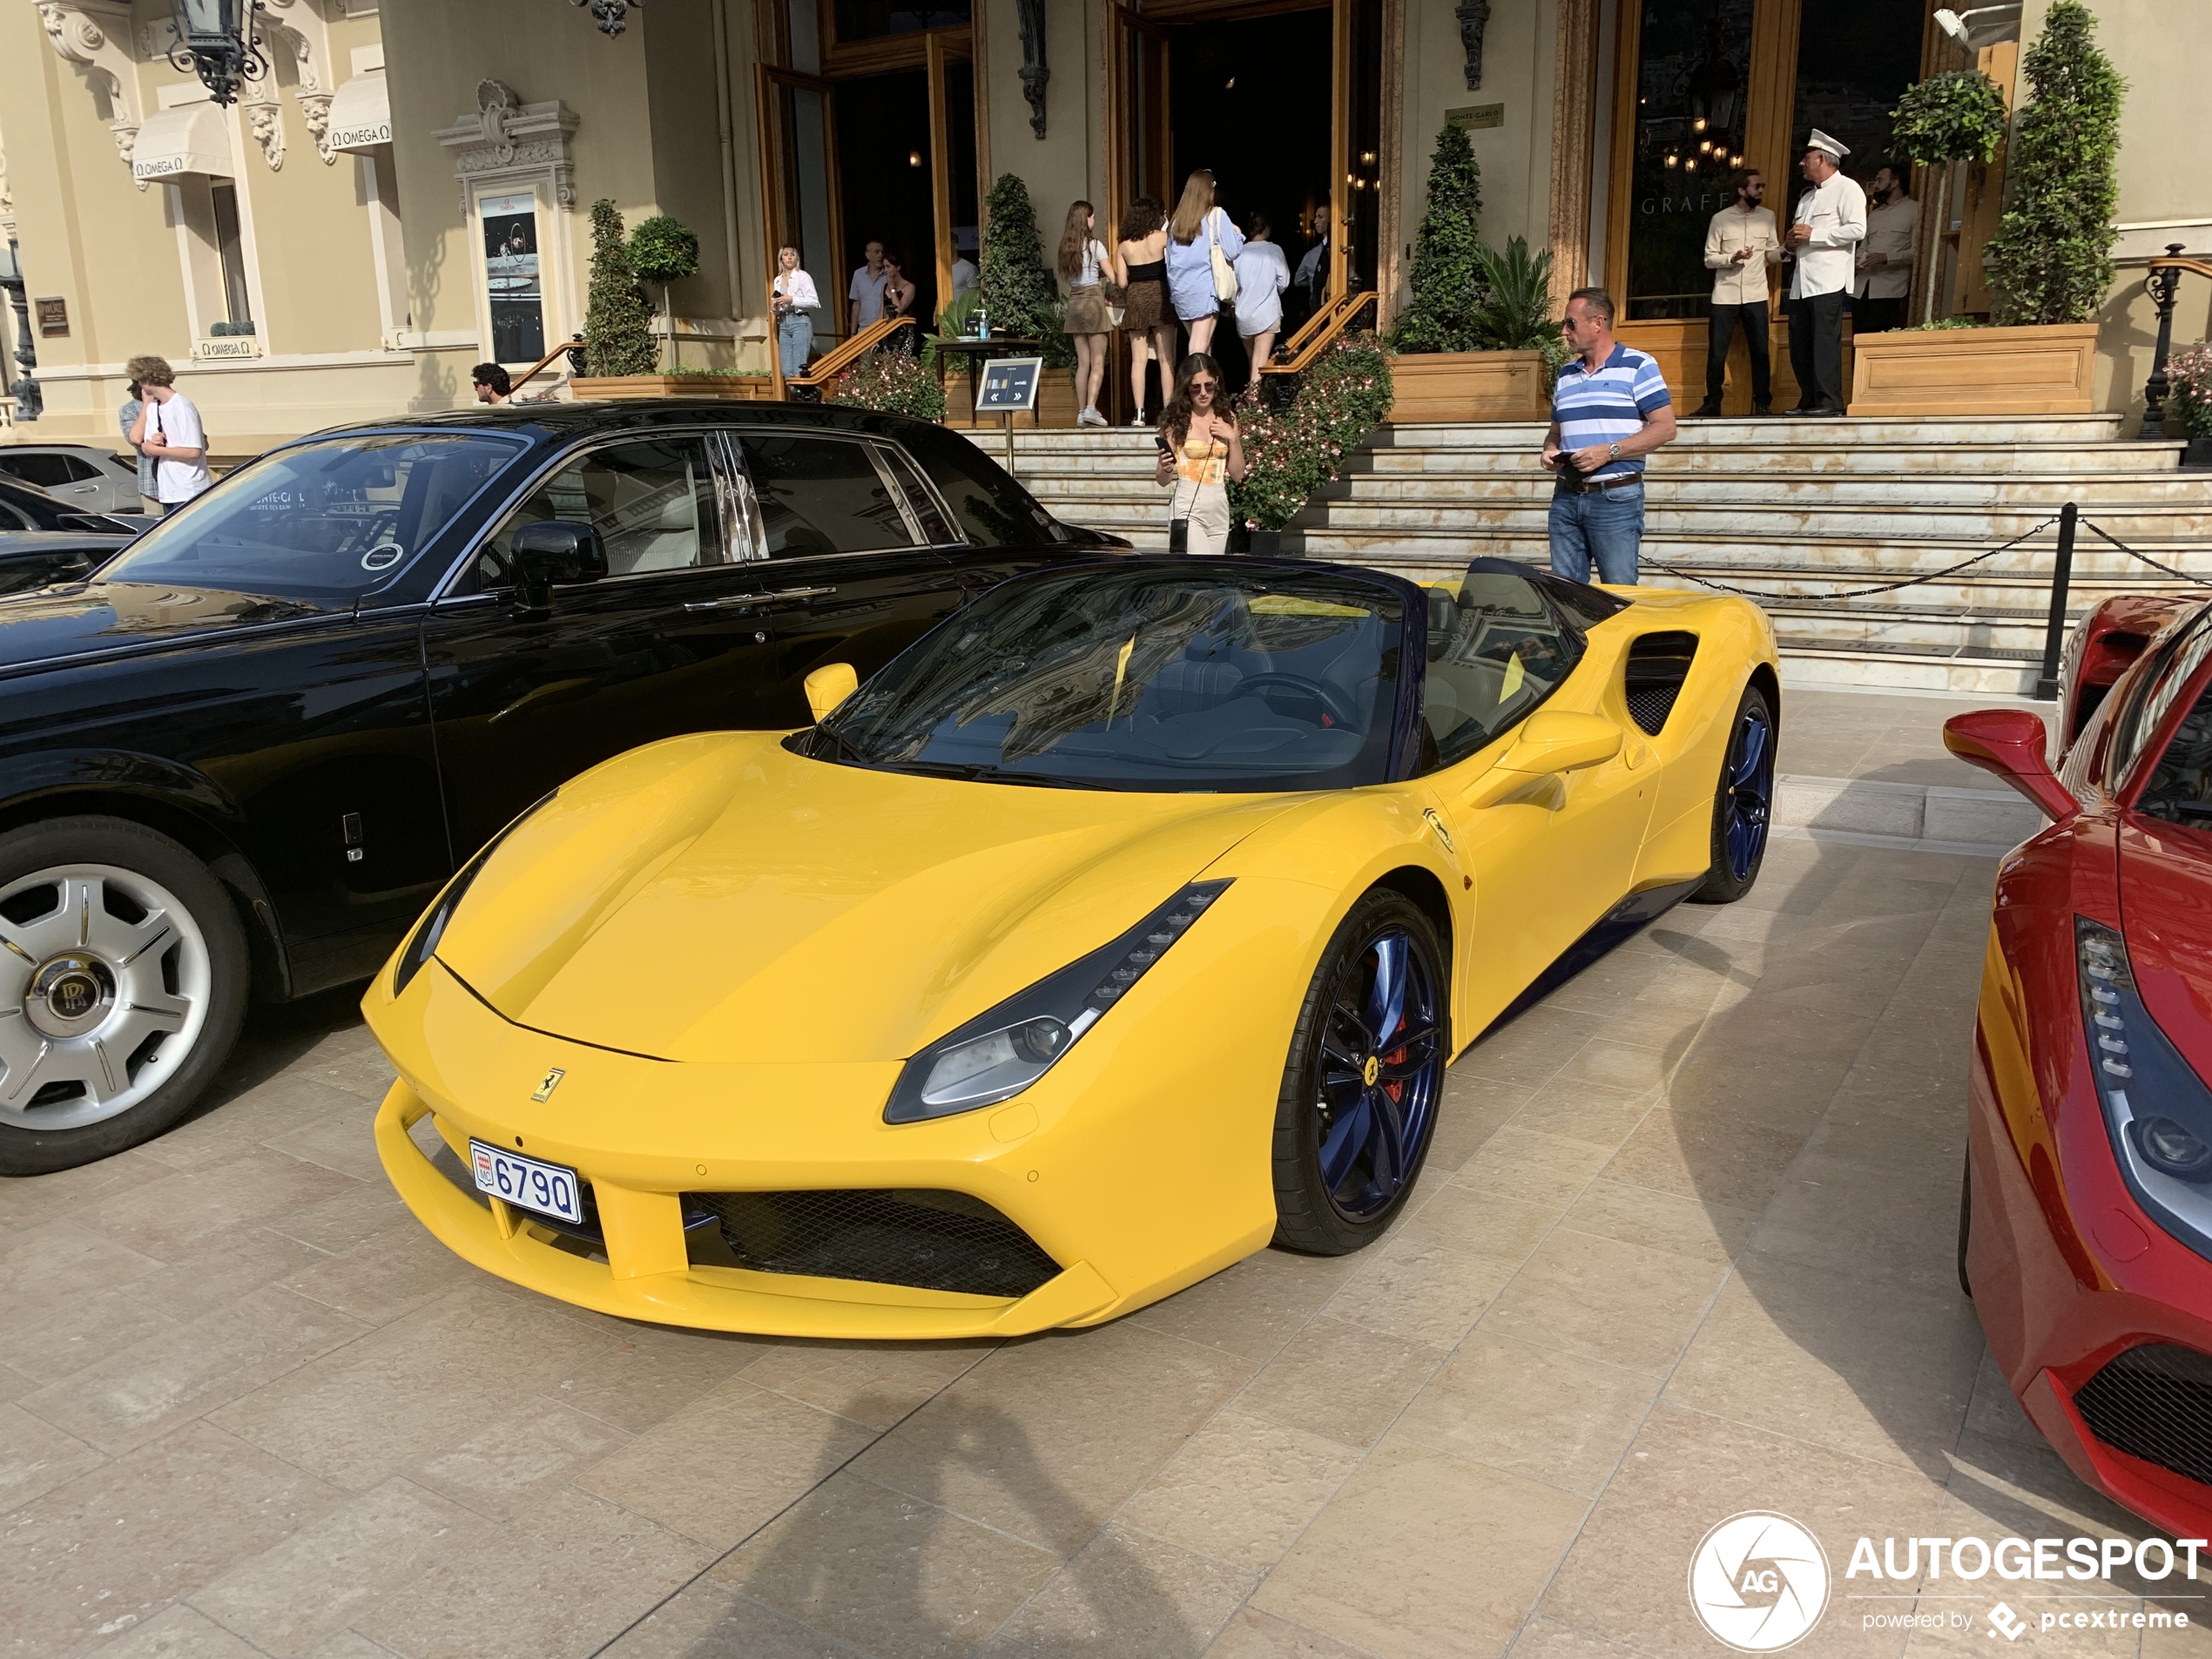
[1164,169,1243,359]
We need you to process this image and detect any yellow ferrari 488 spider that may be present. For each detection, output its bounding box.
[366,556,1779,1339]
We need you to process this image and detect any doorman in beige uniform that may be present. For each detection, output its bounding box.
[1784,128,1867,416]
[1693,168,1782,417]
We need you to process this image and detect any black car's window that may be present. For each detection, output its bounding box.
[0,455,78,489]
[817,563,1403,792]
[0,500,31,532]
[738,435,915,556]
[2108,606,2212,792]
[97,434,521,603]
[881,446,958,544]
[1420,570,1581,771]
[469,437,721,590]
[902,425,1074,548]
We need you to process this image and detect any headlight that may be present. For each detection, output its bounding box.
[392,793,556,995]
[885,879,1232,1123]
[2075,916,2212,1258]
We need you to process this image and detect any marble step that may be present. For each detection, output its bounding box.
[1291,500,2212,542]
[1352,444,2183,477]
[1031,470,2212,507]
[1774,643,2045,696]
[1366,413,2129,446]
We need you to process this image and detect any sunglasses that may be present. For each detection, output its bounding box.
[1190,379,1217,391]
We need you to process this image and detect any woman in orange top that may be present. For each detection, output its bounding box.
[1151,353,1246,555]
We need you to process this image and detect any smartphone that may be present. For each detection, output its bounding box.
[1155,433,1175,459]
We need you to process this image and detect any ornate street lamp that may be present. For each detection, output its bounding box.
[165,0,271,107]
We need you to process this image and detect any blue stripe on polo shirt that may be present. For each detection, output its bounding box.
[1553,343,1670,482]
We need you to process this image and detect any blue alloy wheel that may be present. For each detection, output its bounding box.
[1314,926,1446,1223]
[1721,702,1775,880]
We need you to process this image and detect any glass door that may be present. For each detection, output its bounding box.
[757,65,843,350]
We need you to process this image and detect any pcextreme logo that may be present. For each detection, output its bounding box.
[1689,1512,1832,1653]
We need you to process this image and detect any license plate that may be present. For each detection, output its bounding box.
[470,1140,584,1225]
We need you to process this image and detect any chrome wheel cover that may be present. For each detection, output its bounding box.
[0,864,211,1132]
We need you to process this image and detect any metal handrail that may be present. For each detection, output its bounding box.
[2139,246,2212,440]
[786,315,916,395]
[1258,290,1379,378]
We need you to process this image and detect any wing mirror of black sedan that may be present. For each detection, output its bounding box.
[510,521,608,607]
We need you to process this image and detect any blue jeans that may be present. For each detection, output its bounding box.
[778,313,813,377]
[1548,480,1644,585]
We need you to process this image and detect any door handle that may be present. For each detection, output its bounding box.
[681,585,836,613]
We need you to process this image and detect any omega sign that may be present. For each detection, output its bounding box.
[133,154,192,182]
[329,120,392,149]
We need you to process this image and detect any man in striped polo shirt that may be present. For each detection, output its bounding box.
[1541,287,1676,585]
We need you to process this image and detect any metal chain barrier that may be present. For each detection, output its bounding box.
[2081,519,2212,590]
[1638,514,2062,605]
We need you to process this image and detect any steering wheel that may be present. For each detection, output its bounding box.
[1236,673,1361,730]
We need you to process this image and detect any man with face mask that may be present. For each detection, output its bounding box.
[1693,167,1782,418]
[1853,164,1919,334]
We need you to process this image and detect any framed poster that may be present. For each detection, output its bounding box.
[481,192,545,365]
[976,357,1043,413]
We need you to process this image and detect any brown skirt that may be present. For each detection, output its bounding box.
[1066,285,1111,335]
[1119,277,1167,333]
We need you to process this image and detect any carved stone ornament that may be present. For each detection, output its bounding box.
[1015,0,1049,139]
[247,97,285,169]
[37,1,145,180]
[567,0,643,37]
[1455,0,1492,91]
[435,79,581,217]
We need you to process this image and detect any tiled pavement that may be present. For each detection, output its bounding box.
[3,688,2203,1659]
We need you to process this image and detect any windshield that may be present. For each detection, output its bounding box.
[817,563,1404,791]
[98,433,523,603]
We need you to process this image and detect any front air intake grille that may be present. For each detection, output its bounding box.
[2074,1343,2212,1487]
[685,1188,1062,1298]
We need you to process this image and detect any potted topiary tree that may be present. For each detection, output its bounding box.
[1849,2,2118,417]
[1383,124,1546,422]
[571,201,769,401]
[628,213,699,371]
[974,173,1077,428]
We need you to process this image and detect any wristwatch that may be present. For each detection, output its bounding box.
[1608,442,1622,461]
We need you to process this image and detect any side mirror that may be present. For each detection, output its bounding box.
[1944,709,2079,822]
[1503,711,1623,775]
[805,662,859,723]
[510,520,606,603]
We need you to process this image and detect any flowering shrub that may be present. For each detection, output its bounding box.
[1230,333,1395,532]
[833,350,947,421]
[2168,343,2212,441]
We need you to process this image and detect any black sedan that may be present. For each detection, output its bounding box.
[0,472,143,536]
[0,531,132,595]
[0,400,1101,1172]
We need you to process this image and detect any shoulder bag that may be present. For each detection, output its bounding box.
[1209,212,1239,306]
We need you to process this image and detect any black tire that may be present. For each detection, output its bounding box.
[1689,680,1778,904]
[1271,890,1448,1255]
[1958,1150,1974,1300]
[0,817,250,1176]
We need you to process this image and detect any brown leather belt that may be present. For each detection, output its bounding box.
[1554,472,1642,496]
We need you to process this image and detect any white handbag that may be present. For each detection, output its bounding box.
[1209,211,1239,305]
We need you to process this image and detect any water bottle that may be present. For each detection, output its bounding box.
[977,305,989,341]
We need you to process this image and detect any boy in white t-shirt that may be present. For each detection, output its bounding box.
[124,354,213,513]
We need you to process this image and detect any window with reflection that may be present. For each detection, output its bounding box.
[1625,0,1754,322]
[833,2,970,44]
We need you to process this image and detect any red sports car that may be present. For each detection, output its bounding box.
[1947,594,2212,1540]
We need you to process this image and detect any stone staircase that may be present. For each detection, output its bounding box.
[1004,413,2212,694]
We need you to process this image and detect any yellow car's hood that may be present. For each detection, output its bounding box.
[435,732,1303,1064]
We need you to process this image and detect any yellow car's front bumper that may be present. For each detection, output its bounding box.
[368,931,1294,1338]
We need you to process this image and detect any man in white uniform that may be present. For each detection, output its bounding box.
[1853,164,1919,335]
[1784,129,1867,417]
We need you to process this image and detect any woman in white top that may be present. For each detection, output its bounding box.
[771,246,819,379]
[1057,201,1116,428]
[1231,212,1291,379]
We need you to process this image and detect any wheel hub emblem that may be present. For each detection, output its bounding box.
[1362,1054,1380,1088]
[26,954,117,1039]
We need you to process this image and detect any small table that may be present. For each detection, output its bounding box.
[933,336,1043,425]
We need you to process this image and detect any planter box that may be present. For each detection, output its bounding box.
[1384,350,1549,423]
[570,374,776,401]
[1846,323,2098,418]
[2183,436,2212,472]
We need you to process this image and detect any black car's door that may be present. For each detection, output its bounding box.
[420,431,786,858]
[731,429,961,725]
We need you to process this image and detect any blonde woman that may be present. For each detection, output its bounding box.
[770,246,819,378]
[1165,169,1243,357]
[1116,197,1173,426]
[1151,354,1245,556]
[1057,199,1114,427]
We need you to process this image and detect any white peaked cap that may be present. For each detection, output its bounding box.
[1805,128,1851,160]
